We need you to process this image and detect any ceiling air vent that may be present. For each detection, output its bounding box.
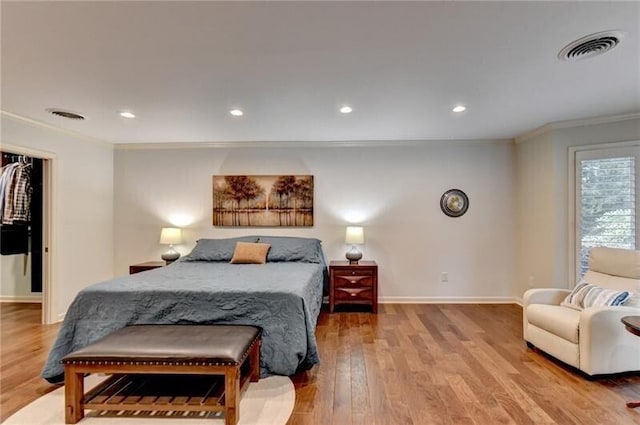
[46,108,85,120]
[558,30,624,61]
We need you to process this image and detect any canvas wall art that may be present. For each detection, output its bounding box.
[213,175,314,226]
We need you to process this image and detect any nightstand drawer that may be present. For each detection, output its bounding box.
[333,274,373,287]
[333,269,374,277]
[334,286,373,302]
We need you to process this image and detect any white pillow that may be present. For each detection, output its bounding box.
[561,280,630,310]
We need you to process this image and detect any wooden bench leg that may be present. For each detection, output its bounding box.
[64,365,84,424]
[225,367,240,425]
[250,340,260,382]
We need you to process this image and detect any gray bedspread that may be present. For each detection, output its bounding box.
[42,261,325,382]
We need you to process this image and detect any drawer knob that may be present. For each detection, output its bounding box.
[351,292,357,297]
[351,271,356,275]
[350,280,356,284]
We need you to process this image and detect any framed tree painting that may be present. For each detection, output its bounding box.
[213,175,314,227]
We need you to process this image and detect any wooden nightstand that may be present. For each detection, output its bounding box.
[329,260,378,313]
[129,261,166,275]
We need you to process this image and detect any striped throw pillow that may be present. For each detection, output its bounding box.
[561,280,630,310]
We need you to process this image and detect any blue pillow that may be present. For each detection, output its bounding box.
[182,236,259,262]
[256,236,322,263]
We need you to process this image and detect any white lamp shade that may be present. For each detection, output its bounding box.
[160,227,182,245]
[345,226,364,244]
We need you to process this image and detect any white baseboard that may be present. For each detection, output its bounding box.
[379,296,520,304]
[57,312,66,322]
[0,295,43,303]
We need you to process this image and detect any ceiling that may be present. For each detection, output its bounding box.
[1,1,639,144]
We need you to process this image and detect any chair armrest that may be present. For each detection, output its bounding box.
[579,306,640,375]
[580,305,640,328]
[523,288,570,307]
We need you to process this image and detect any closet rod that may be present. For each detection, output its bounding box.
[2,152,33,165]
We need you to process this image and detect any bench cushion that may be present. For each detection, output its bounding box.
[62,325,261,365]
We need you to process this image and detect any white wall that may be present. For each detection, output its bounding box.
[514,130,556,297]
[1,111,632,315]
[114,141,516,301]
[514,118,640,298]
[0,114,114,319]
[1,255,34,300]
[2,114,632,311]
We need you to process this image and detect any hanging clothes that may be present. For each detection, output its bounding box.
[0,162,20,222]
[1,161,32,224]
[8,162,32,223]
[0,158,32,258]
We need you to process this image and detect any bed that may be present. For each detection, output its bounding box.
[41,236,327,383]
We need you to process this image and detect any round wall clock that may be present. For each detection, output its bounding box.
[440,189,469,217]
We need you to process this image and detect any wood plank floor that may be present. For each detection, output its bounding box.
[1,303,640,424]
[0,303,60,422]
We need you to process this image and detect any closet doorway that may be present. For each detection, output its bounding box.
[0,144,54,324]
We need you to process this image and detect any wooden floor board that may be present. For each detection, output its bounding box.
[1,303,640,424]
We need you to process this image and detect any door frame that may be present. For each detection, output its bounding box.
[1,143,57,324]
[567,139,640,286]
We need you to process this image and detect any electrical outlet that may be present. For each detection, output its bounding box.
[441,272,449,282]
[528,275,535,287]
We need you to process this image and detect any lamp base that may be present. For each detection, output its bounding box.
[161,245,180,264]
[346,245,362,264]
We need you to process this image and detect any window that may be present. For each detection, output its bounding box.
[576,146,639,276]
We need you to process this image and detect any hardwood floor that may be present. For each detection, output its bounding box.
[1,303,639,424]
[288,304,640,425]
[0,303,60,422]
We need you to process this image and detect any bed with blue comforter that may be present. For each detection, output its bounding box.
[42,236,326,383]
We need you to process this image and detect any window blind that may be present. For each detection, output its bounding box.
[579,156,636,274]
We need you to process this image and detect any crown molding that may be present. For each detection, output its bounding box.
[1,109,512,149]
[114,138,513,150]
[515,112,640,144]
[551,111,640,130]
[4,108,636,149]
[0,110,111,147]
[514,123,553,144]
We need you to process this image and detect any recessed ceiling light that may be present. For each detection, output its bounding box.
[119,111,136,119]
[229,109,244,116]
[339,105,353,114]
[452,105,467,113]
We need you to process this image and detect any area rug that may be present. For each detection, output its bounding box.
[2,374,294,425]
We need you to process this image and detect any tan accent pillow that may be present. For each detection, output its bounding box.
[230,242,271,264]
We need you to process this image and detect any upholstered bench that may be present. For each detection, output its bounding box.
[61,325,261,425]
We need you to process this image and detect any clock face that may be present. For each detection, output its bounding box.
[440,189,469,218]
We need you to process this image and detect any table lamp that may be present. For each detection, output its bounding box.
[160,227,182,263]
[345,226,364,264]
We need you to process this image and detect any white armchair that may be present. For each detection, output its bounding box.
[523,247,640,376]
